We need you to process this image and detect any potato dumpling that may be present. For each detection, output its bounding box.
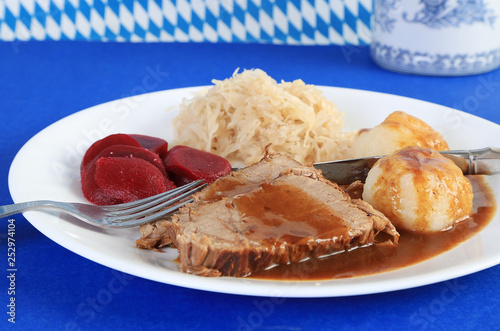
[350,111,449,158]
[362,146,473,233]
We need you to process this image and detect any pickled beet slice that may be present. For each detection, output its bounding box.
[81,159,121,205]
[129,134,169,159]
[167,172,192,187]
[81,170,121,205]
[81,144,174,205]
[81,134,142,172]
[94,157,171,203]
[94,145,167,176]
[163,145,231,185]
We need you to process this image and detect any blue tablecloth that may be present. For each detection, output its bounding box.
[1,41,499,330]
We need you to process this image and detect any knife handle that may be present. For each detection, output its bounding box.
[441,147,500,175]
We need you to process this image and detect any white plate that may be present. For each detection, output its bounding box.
[8,86,500,297]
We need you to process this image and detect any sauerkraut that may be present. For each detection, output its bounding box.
[172,69,353,166]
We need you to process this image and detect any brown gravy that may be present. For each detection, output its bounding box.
[249,176,496,281]
[233,182,349,244]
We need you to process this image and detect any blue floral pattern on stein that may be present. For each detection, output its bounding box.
[403,0,497,28]
[373,0,401,33]
[372,0,500,75]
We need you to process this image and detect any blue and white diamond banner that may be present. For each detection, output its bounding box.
[0,0,373,45]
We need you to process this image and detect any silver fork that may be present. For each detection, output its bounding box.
[0,180,207,228]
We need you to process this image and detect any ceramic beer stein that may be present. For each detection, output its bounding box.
[371,0,500,75]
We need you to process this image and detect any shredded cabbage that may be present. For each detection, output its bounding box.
[172,69,353,166]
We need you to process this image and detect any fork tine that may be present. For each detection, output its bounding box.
[99,180,204,212]
[104,198,195,228]
[106,182,208,224]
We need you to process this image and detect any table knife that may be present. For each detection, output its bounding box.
[314,147,500,185]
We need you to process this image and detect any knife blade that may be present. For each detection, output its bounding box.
[313,147,500,185]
